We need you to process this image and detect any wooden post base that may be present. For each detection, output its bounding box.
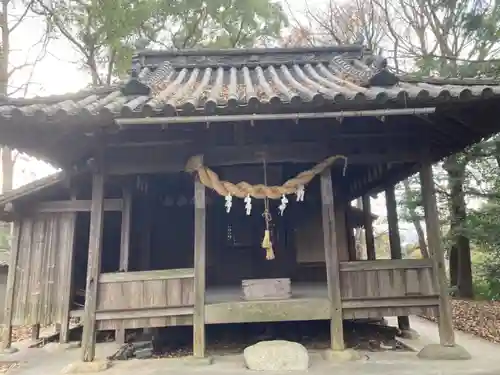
[417,344,471,360]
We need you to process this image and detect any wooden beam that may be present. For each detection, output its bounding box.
[362,195,376,260]
[385,184,411,332]
[353,162,419,199]
[96,307,194,321]
[34,199,123,213]
[205,298,330,324]
[108,140,192,148]
[342,297,439,309]
[99,269,195,283]
[340,259,433,271]
[106,144,423,175]
[116,186,132,344]
[59,213,77,344]
[193,178,207,358]
[320,169,345,351]
[420,162,455,346]
[0,221,21,350]
[81,171,105,362]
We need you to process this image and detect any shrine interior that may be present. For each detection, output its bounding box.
[69,161,356,310]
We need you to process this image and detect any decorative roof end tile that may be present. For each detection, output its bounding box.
[121,53,151,96]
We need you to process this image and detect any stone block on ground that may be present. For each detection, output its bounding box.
[417,344,471,360]
[61,360,111,374]
[244,340,309,371]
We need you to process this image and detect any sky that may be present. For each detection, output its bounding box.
[4,0,419,243]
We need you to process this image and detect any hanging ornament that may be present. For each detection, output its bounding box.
[244,194,252,215]
[296,185,305,202]
[278,194,288,216]
[225,194,232,213]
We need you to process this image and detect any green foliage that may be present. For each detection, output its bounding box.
[33,0,287,83]
[468,201,500,300]
[149,0,288,49]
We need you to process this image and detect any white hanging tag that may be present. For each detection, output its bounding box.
[244,194,252,215]
[296,185,305,202]
[225,194,232,213]
[278,194,288,216]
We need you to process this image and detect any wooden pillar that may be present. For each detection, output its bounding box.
[193,178,207,358]
[385,184,411,332]
[335,196,349,263]
[31,324,40,341]
[60,211,77,344]
[0,221,21,350]
[320,170,345,351]
[81,171,105,362]
[346,209,357,261]
[420,163,455,346]
[139,186,151,271]
[362,195,376,260]
[116,185,132,345]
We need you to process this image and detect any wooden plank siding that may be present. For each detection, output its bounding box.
[95,269,195,330]
[91,260,438,328]
[11,213,76,326]
[340,259,439,319]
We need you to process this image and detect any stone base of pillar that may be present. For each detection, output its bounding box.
[182,356,214,366]
[398,328,420,340]
[0,347,18,355]
[61,360,111,374]
[322,349,362,361]
[417,344,471,360]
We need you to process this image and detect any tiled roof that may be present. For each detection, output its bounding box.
[2,46,500,120]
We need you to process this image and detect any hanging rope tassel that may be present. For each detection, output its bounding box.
[261,156,275,261]
[261,229,274,260]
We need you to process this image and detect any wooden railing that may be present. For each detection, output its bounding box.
[95,268,195,330]
[339,259,439,318]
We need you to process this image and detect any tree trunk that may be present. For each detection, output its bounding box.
[449,244,458,287]
[444,155,473,299]
[0,0,14,195]
[403,178,429,258]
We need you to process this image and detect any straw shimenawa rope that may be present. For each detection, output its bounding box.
[185,154,348,200]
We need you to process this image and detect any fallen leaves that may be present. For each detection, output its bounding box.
[422,299,500,343]
[0,361,19,374]
[11,326,33,343]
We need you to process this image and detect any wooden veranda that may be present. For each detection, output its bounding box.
[0,45,499,362]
